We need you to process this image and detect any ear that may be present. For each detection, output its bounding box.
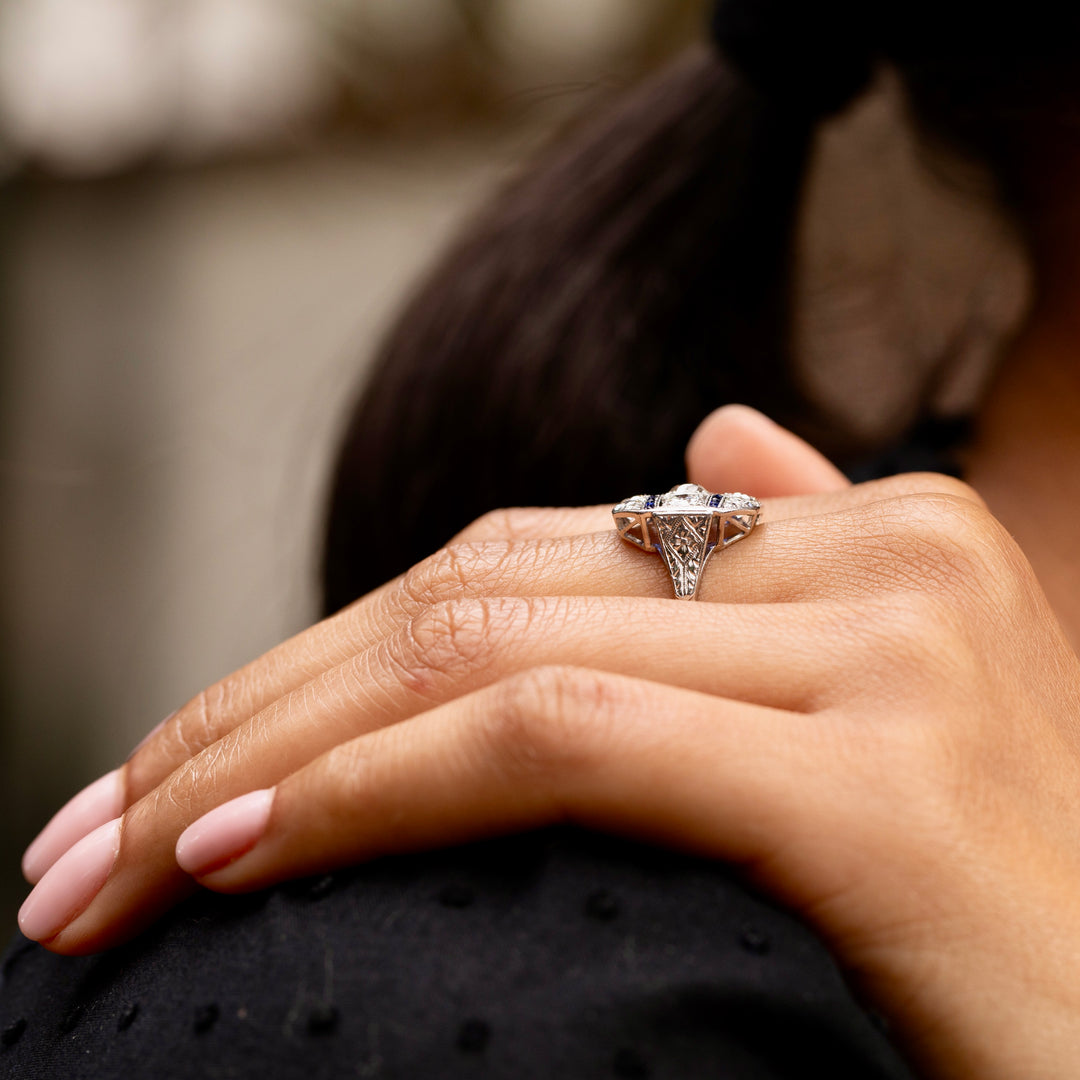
[686,405,850,497]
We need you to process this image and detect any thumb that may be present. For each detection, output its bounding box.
[686,405,850,497]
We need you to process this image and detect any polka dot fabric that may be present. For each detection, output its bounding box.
[0,829,914,1079]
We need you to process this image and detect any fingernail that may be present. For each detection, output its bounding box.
[18,817,122,942]
[176,790,274,878]
[22,769,124,885]
[129,710,177,760]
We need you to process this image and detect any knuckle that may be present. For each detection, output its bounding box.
[400,544,473,608]
[870,492,1012,596]
[382,596,546,702]
[484,667,617,783]
[399,541,516,609]
[132,736,240,831]
[457,507,531,543]
[871,471,986,510]
[173,690,218,757]
[400,599,500,683]
[126,687,225,797]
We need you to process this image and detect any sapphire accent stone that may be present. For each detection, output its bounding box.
[643,495,656,510]
[708,493,723,508]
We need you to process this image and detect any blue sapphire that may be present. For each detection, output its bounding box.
[644,495,656,510]
[708,494,723,508]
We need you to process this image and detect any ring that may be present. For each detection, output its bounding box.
[612,483,761,600]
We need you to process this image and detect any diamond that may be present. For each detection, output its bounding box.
[656,483,710,510]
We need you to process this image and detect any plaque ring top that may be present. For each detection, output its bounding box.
[611,483,761,600]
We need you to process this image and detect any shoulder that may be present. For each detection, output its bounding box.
[0,828,913,1079]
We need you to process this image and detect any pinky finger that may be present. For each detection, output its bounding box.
[175,667,829,895]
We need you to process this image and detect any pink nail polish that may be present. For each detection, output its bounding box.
[18,817,122,942]
[175,790,274,878]
[21,769,125,885]
[129,710,176,759]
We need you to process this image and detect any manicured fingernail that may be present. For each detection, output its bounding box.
[22,769,124,885]
[18,817,122,942]
[129,710,176,759]
[176,790,274,878]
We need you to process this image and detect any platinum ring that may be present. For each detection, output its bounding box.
[612,483,761,600]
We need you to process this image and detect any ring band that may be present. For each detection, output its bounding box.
[612,484,761,600]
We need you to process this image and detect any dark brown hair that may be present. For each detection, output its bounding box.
[323,49,814,611]
[322,20,1080,614]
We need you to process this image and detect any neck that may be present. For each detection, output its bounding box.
[963,308,1080,649]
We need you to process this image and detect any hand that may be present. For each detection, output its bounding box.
[19,407,1080,1077]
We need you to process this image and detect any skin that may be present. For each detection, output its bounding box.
[962,144,1080,653]
[963,319,1080,652]
[18,161,1080,1080]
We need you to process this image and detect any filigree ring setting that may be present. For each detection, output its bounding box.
[612,483,761,600]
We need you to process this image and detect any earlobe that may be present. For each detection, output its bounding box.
[685,405,850,497]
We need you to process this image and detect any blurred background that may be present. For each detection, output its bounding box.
[0,0,706,933]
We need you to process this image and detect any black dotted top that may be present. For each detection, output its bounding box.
[0,441,958,1080]
[0,829,914,1080]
